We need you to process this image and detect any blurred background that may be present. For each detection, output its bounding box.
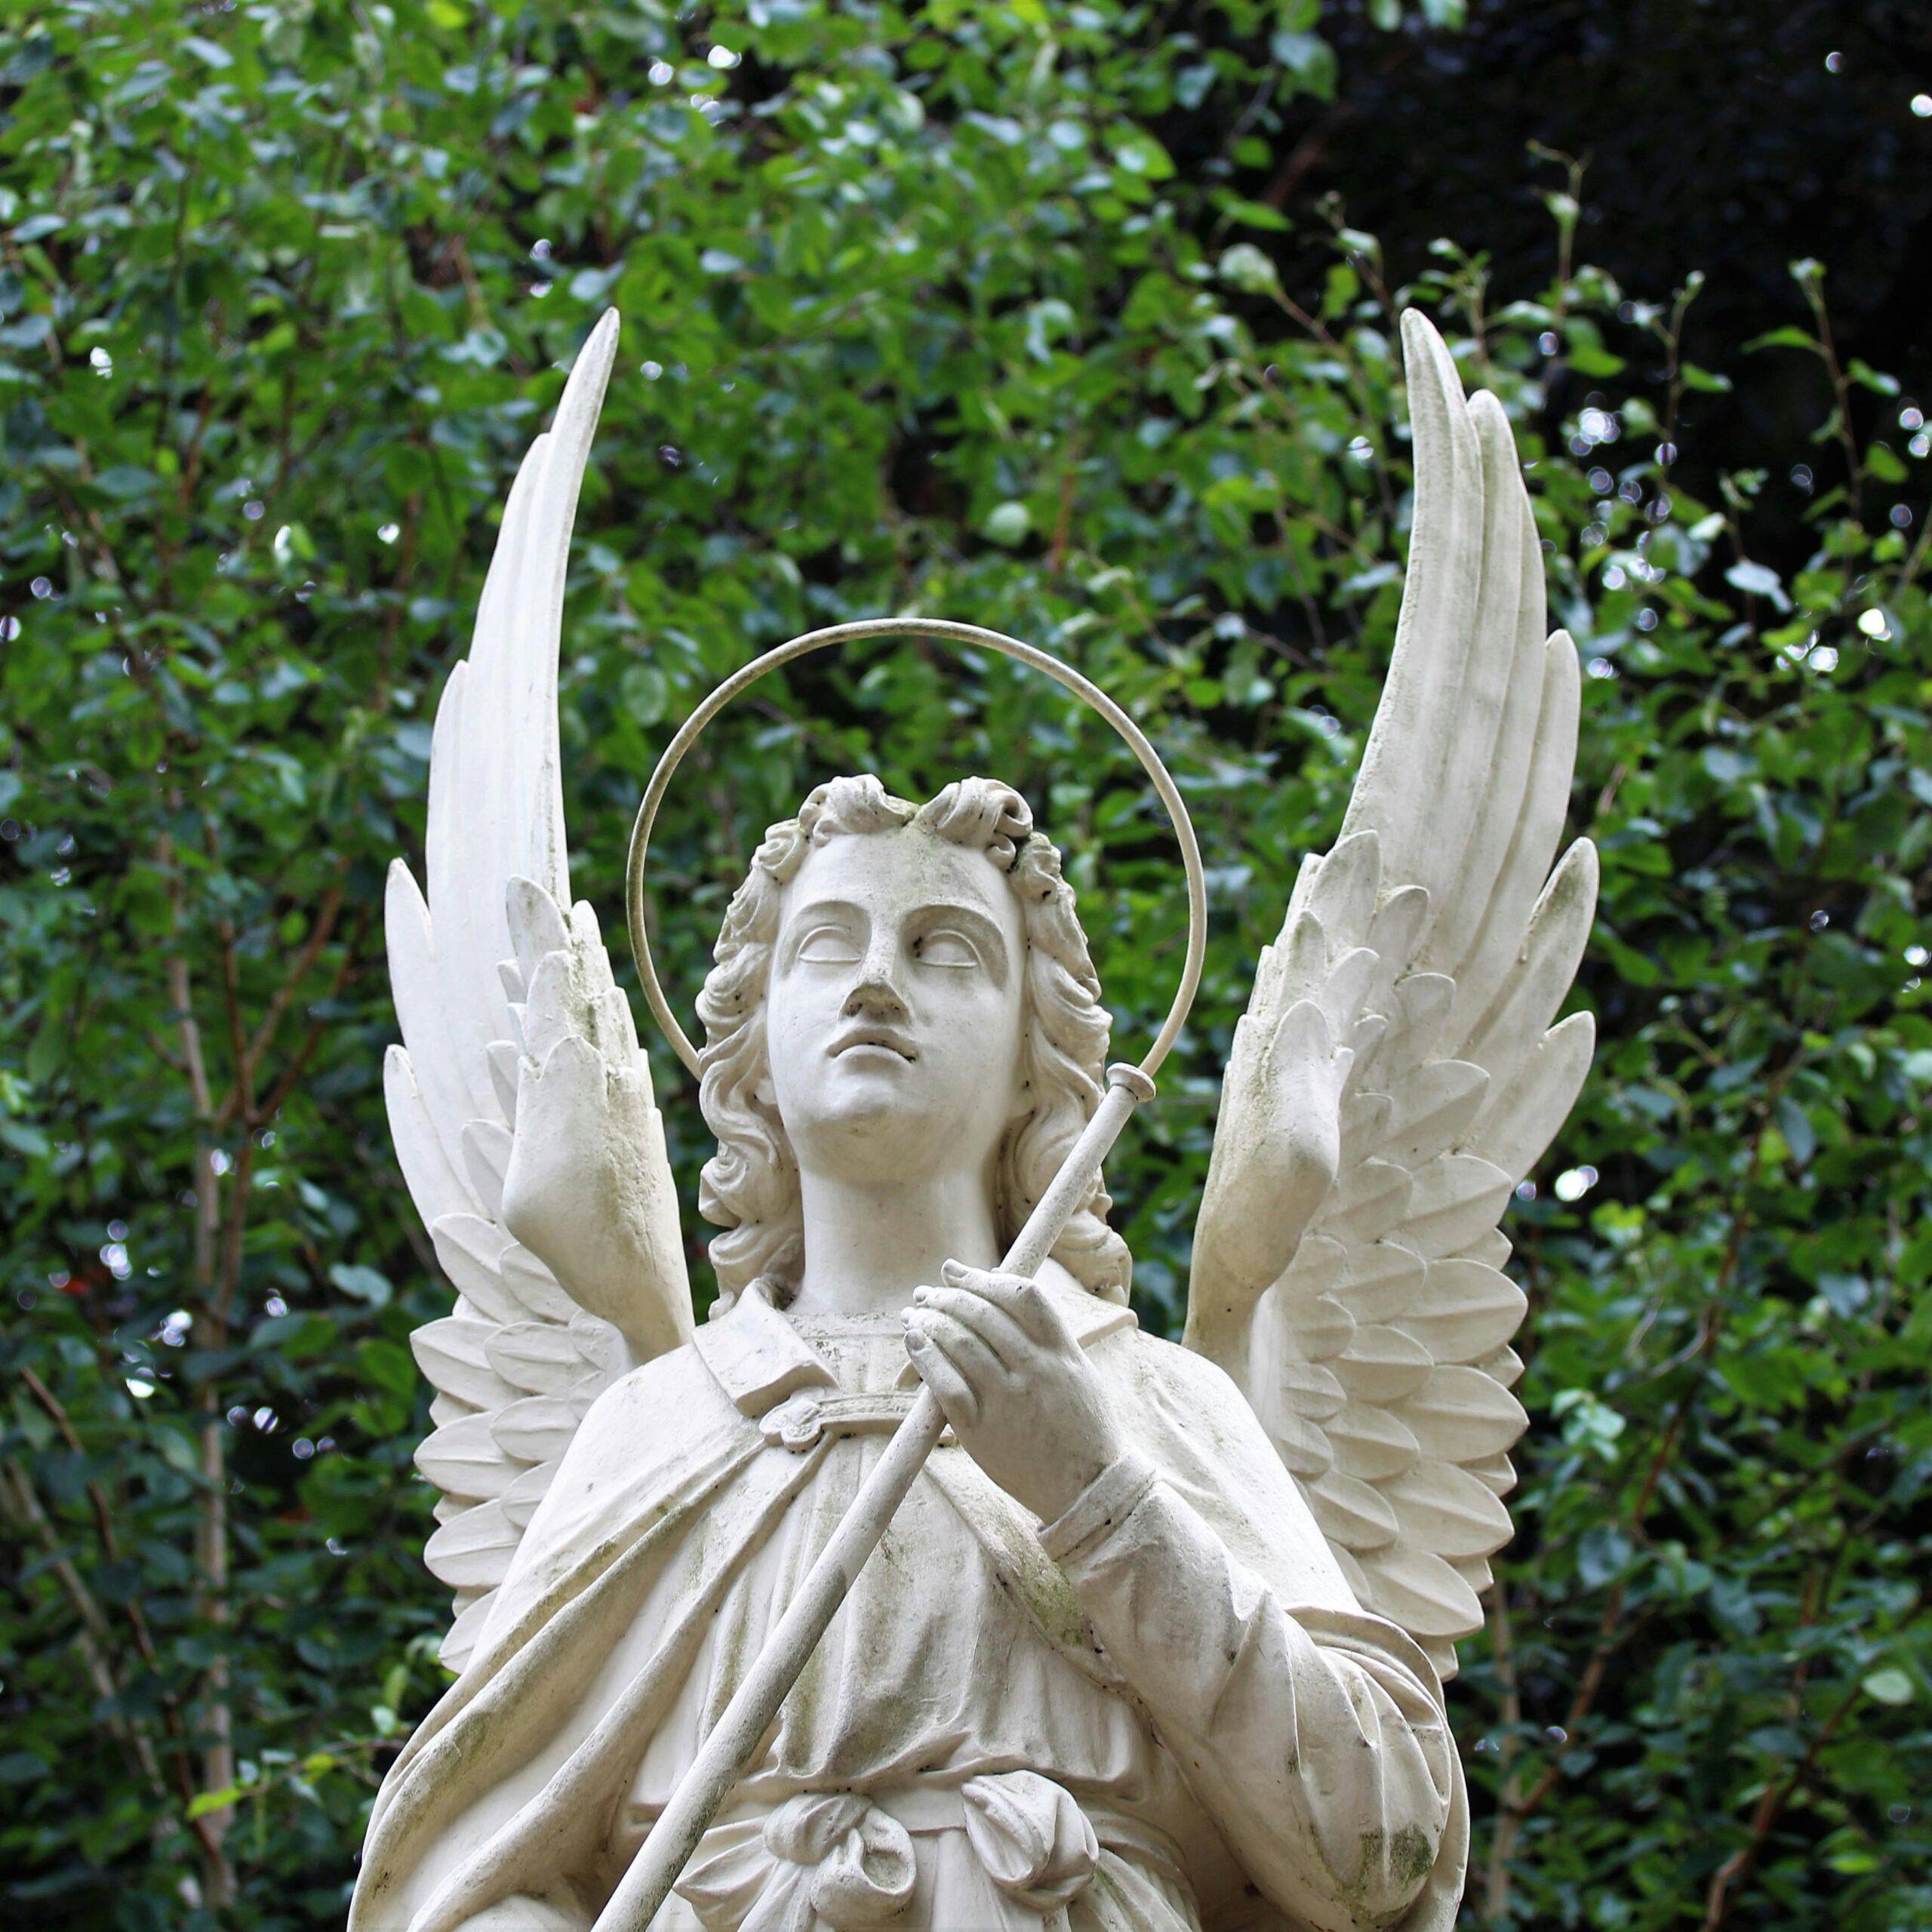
[1,2,1928,1926]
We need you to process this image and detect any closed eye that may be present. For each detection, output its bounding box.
[796,925,863,965]
[913,928,981,970]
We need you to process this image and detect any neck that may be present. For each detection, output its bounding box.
[787,1163,1002,1317]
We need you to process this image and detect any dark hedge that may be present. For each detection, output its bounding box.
[2,5,1927,1928]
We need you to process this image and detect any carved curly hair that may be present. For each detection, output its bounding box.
[695,774,1130,1311]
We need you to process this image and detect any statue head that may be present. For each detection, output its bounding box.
[696,775,1130,1307]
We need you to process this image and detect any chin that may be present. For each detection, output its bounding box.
[794,1096,951,1180]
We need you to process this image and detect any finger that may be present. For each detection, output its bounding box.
[506,876,571,984]
[940,1260,1067,1349]
[592,980,648,1061]
[903,1321,980,1429]
[521,1033,607,1129]
[523,949,592,1063]
[913,1284,1034,1369]
[567,900,616,988]
[904,1307,1011,1397]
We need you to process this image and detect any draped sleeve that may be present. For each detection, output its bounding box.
[1041,1334,1469,1932]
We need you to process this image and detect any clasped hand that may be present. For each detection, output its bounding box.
[902,1260,1126,1526]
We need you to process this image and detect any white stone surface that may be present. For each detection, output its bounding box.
[354,309,1595,1932]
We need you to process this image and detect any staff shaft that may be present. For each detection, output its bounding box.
[593,1063,1153,1932]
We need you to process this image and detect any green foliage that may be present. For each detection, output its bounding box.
[1,4,1927,1928]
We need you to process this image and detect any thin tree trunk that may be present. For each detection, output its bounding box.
[166,839,240,1909]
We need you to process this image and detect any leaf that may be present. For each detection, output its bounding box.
[1567,344,1624,377]
[1865,442,1907,484]
[1219,243,1280,294]
[1847,358,1900,396]
[0,1119,51,1157]
[1577,1524,1635,1589]
[359,1337,417,1399]
[1775,1095,1816,1168]
[1724,560,1790,611]
[1270,32,1337,94]
[1214,195,1293,233]
[329,1262,393,1308]
[94,465,160,500]
[251,1312,334,1359]
[1744,326,1820,353]
[982,502,1032,546]
[1861,1669,1914,1707]
[25,1022,63,1083]
[1112,133,1175,180]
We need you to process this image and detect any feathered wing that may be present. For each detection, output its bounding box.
[1186,310,1598,1677]
[383,311,691,1671]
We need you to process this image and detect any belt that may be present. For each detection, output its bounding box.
[671,1771,1106,1932]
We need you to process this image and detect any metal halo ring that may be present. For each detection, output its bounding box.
[625,617,1208,1082]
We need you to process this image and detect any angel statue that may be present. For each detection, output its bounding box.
[350,305,1597,1932]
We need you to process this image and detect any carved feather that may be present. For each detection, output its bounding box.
[1186,309,1598,1674]
[425,1499,522,1592]
[379,312,688,1672]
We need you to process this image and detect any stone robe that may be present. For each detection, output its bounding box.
[351,1281,1466,1932]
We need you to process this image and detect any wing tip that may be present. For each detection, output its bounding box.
[1468,385,1509,429]
[1398,303,1444,365]
[384,856,432,946]
[1550,1004,1596,1048]
[1399,306,1469,418]
[555,308,623,445]
[1555,834,1601,912]
[1469,388,1527,491]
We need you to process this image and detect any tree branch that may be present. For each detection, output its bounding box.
[0,1461,168,1801]
[1701,1688,1859,1930]
[237,867,348,1105]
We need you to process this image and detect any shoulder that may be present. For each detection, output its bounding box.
[1047,1282,1256,1432]
[527,1334,750,1548]
[1090,1320,1359,1614]
[476,1335,758,1656]
[504,1331,755,1570]
[1097,1319,1241,1392]
[1102,1325,1272,1475]
[1089,1317,1260,1435]
[569,1333,743,1464]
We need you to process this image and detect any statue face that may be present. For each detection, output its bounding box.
[764,828,1027,1186]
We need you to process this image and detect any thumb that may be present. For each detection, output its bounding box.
[1268,1000,1343,1194]
[506,875,571,986]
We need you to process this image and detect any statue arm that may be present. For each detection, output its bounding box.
[903,1268,1460,1924]
[1040,1455,1460,1932]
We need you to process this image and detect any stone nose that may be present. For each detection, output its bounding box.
[841,928,909,1023]
[842,935,908,1027]
[841,974,910,1025]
